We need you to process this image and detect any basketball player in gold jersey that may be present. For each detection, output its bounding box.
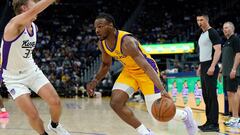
[1,0,70,134]
[87,13,197,135]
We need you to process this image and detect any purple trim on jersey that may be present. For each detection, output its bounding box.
[3,30,25,43]
[137,46,160,94]
[0,41,12,80]
[154,85,161,94]
[0,71,2,81]
[136,43,159,73]
[105,30,119,52]
[145,57,158,73]
[120,34,132,54]
[137,45,158,72]
[26,24,34,37]
[145,57,160,93]
[1,41,12,70]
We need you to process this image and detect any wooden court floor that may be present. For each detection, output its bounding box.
[0,97,239,135]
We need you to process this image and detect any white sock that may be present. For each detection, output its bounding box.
[173,109,187,121]
[1,108,6,112]
[136,124,150,134]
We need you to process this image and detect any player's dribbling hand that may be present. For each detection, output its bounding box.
[161,90,171,99]
[86,79,98,96]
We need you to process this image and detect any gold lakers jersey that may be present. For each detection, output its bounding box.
[101,30,158,74]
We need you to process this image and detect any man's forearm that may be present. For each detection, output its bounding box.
[144,66,165,91]
[211,50,221,67]
[94,63,110,82]
[232,53,240,70]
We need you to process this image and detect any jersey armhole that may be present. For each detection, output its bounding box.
[120,34,133,55]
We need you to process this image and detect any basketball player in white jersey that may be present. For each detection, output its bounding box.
[1,0,70,135]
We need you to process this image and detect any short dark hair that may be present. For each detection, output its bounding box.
[196,13,209,21]
[96,13,116,28]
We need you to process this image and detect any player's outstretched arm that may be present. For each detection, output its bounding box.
[14,0,55,26]
[4,0,55,41]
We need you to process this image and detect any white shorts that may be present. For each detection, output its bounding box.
[2,67,50,100]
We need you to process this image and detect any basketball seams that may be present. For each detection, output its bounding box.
[158,98,162,121]
[151,97,176,122]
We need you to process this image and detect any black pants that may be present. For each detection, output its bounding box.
[200,61,219,124]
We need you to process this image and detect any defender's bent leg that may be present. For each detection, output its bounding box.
[111,90,152,135]
[110,89,141,128]
[15,94,46,134]
[38,83,61,124]
[38,83,70,135]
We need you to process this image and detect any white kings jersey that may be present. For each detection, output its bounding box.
[0,22,38,78]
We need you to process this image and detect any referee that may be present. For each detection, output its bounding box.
[196,14,221,132]
[220,22,240,127]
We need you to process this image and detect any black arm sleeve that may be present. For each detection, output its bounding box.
[233,36,240,53]
[208,28,221,45]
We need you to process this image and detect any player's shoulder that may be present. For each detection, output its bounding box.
[231,34,240,40]
[4,16,25,32]
[121,36,140,53]
[3,18,25,41]
[121,34,138,45]
[121,36,133,46]
[6,15,23,27]
[4,18,16,30]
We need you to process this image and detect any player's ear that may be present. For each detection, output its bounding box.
[21,5,28,12]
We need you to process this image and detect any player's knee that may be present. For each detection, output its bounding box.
[110,100,117,110]
[110,99,122,110]
[48,96,61,107]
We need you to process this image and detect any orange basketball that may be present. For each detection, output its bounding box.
[151,97,176,122]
